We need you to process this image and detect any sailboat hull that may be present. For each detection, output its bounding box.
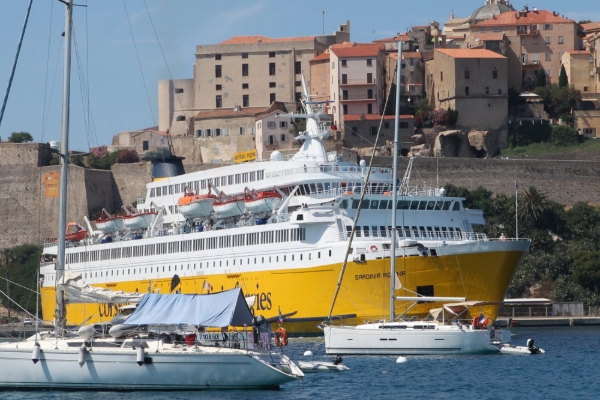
[322,325,500,355]
[0,342,297,389]
[41,240,527,334]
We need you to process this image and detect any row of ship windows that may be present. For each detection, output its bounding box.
[347,225,462,239]
[340,199,462,211]
[50,249,334,282]
[66,228,306,264]
[149,170,266,197]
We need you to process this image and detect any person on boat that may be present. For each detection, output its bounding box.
[500,233,506,241]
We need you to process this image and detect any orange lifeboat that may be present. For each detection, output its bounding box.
[177,185,218,219]
[65,222,88,242]
[243,187,282,213]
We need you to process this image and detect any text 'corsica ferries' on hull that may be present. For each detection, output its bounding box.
[40,77,530,334]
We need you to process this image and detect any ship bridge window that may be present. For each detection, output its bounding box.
[257,170,264,180]
[397,200,409,210]
[340,199,349,209]
[426,201,435,210]
[242,173,249,183]
[369,200,379,209]
[452,201,461,211]
[235,174,241,184]
[379,200,389,209]
[371,226,378,237]
[418,202,427,210]
[352,200,360,209]
[355,227,361,237]
[150,188,155,197]
[249,171,256,181]
[409,201,419,210]
[156,187,161,196]
[442,201,451,211]
[363,226,370,237]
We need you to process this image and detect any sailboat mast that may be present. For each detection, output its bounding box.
[56,0,74,331]
[390,42,402,322]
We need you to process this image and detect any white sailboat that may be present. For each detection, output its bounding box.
[0,1,303,389]
[321,42,510,355]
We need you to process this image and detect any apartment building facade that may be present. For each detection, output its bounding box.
[158,22,350,136]
[425,48,509,147]
[470,8,585,88]
[308,52,331,104]
[329,44,384,130]
[561,50,596,93]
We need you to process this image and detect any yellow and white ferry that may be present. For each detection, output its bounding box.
[40,88,529,333]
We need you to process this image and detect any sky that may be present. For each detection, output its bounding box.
[0,0,599,151]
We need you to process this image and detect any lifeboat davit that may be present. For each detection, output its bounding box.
[65,222,88,242]
[244,187,282,214]
[212,192,245,218]
[94,209,125,233]
[177,185,217,219]
[122,205,157,230]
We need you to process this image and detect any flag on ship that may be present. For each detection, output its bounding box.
[478,313,488,326]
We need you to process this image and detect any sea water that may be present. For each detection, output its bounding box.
[1,327,599,400]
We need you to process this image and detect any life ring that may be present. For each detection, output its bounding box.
[370,245,378,252]
[275,327,288,346]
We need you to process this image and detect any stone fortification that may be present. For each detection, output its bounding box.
[371,156,600,205]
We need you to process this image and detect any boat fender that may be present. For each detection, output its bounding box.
[275,327,288,346]
[370,245,378,252]
[136,346,145,366]
[78,345,87,367]
[31,342,41,364]
[184,333,196,346]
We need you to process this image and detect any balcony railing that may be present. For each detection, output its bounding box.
[340,79,376,85]
[341,94,376,101]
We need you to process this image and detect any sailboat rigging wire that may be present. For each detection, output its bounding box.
[0,0,34,130]
[122,0,156,126]
[326,65,397,320]
[142,0,187,131]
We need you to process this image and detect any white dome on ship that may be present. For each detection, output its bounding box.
[270,151,283,161]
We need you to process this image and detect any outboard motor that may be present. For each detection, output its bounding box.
[527,338,539,354]
[333,355,343,365]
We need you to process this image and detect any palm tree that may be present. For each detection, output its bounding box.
[519,186,550,225]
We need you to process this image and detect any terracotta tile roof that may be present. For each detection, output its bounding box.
[330,45,381,58]
[332,42,384,49]
[565,50,591,55]
[374,33,410,43]
[343,114,414,121]
[474,10,575,26]
[435,48,506,59]
[310,52,330,63]
[388,53,398,60]
[472,33,505,41]
[421,50,434,60]
[219,35,316,45]
[194,106,271,120]
[582,21,600,32]
[402,52,422,59]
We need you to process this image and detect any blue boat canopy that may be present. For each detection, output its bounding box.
[124,288,254,327]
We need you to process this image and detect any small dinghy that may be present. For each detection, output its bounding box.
[500,339,545,355]
[298,355,349,373]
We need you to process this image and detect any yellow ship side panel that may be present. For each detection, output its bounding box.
[41,250,523,333]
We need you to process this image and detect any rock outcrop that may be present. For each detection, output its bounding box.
[433,130,473,158]
[467,130,495,159]
[410,143,432,157]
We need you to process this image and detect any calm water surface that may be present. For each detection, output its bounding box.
[1,327,599,400]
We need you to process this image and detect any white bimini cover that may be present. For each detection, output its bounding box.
[58,271,144,304]
[123,287,254,328]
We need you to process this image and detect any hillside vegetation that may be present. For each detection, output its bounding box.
[445,184,600,305]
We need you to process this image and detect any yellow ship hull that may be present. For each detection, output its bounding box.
[41,246,525,333]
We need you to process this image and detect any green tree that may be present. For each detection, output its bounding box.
[559,65,568,88]
[572,251,600,294]
[578,20,592,25]
[0,245,42,315]
[288,118,307,136]
[519,186,550,225]
[8,132,33,143]
[535,69,547,87]
[564,202,600,240]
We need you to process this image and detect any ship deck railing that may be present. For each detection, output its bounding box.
[266,165,393,179]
